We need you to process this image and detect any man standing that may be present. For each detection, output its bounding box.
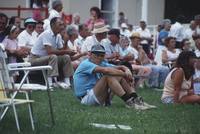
[30,17,75,89]
[74,44,156,110]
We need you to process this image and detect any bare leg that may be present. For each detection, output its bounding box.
[180,94,200,103]
[120,78,136,94]
[93,76,126,104]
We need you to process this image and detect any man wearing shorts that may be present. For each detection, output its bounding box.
[73,44,156,110]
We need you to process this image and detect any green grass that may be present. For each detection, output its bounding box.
[1,88,200,134]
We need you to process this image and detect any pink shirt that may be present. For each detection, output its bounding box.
[2,36,19,63]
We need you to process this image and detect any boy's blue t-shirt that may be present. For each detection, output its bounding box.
[158,29,169,46]
[73,59,114,97]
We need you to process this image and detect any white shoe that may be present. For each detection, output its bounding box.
[133,96,156,110]
[125,97,150,110]
[57,82,71,89]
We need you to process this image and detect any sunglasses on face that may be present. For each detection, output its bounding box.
[92,52,105,58]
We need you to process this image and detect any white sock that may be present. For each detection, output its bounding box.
[48,77,53,86]
[64,78,70,85]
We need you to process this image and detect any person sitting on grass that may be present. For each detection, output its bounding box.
[161,51,200,104]
[73,44,156,110]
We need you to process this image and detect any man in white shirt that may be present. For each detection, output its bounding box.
[81,22,109,53]
[120,23,131,37]
[30,17,76,89]
[18,18,37,50]
[103,29,133,64]
[71,13,81,31]
[74,24,90,52]
[136,20,152,56]
[184,20,197,49]
[43,0,63,30]
[32,21,44,43]
[168,15,185,48]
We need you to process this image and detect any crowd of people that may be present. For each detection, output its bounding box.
[1,0,200,110]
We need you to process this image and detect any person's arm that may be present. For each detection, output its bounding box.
[119,53,134,61]
[45,45,76,56]
[71,52,88,61]
[162,50,169,64]
[172,68,184,103]
[94,66,128,77]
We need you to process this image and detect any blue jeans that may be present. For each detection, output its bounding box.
[145,64,169,88]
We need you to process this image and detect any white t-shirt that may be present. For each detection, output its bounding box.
[127,46,139,60]
[81,35,102,53]
[102,38,124,56]
[31,29,63,56]
[68,40,77,51]
[165,49,181,61]
[168,22,185,42]
[136,28,151,44]
[17,30,35,48]
[43,9,61,31]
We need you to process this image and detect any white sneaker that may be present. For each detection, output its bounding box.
[125,97,150,110]
[133,96,155,110]
[57,82,71,89]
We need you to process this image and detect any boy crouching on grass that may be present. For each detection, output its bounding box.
[73,44,156,110]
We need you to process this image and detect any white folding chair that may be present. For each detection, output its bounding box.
[0,43,55,132]
[0,54,34,132]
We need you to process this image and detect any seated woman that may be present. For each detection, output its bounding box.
[162,37,181,68]
[61,26,87,69]
[161,51,200,104]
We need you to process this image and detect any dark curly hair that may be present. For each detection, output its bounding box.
[90,6,102,19]
[175,51,196,80]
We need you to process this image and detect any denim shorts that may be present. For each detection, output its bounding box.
[161,96,174,104]
[80,89,100,106]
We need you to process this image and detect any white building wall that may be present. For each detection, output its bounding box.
[118,0,142,26]
[64,0,99,23]
[0,0,27,18]
[118,0,165,26]
[147,0,165,25]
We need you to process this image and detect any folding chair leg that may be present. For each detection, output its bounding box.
[0,106,9,120]
[47,89,55,125]
[28,103,35,130]
[42,70,55,125]
[12,104,20,132]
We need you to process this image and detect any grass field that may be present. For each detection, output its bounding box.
[1,87,200,134]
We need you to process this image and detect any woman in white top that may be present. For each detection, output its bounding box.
[161,51,200,104]
[66,25,87,69]
[162,37,181,67]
